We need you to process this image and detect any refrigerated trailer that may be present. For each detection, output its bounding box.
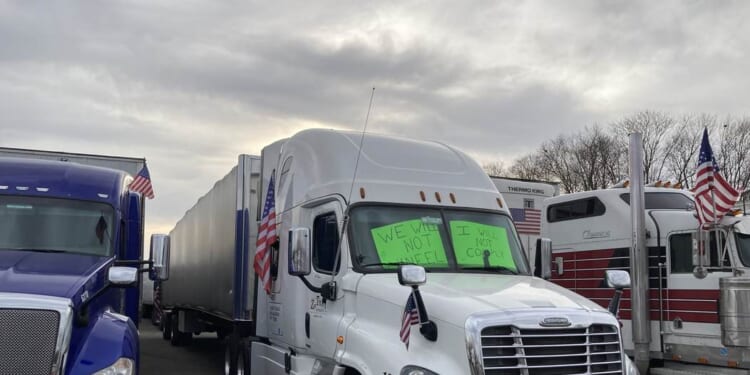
[158,129,637,375]
[490,176,559,264]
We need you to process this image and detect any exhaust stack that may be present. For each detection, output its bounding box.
[629,133,650,373]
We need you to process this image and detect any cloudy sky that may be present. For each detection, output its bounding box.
[1,0,749,241]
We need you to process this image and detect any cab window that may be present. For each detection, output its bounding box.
[670,231,729,273]
[313,212,340,274]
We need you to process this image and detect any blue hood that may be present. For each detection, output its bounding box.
[0,250,111,300]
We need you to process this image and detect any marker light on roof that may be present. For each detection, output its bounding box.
[0,186,7,190]
[15,186,29,191]
[35,187,49,192]
[98,193,109,198]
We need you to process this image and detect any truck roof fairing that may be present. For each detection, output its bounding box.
[272,128,506,212]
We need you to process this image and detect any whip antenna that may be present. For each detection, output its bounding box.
[346,87,376,204]
[327,87,375,291]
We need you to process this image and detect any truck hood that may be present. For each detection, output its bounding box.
[0,249,110,300]
[356,273,607,325]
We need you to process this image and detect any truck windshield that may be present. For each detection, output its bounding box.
[735,232,750,267]
[0,196,115,257]
[349,205,529,274]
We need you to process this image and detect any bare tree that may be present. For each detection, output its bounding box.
[483,161,508,177]
[510,154,548,181]
[665,114,716,189]
[611,111,675,183]
[510,126,624,192]
[717,117,750,190]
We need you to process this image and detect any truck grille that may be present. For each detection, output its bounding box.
[480,324,622,375]
[0,309,61,375]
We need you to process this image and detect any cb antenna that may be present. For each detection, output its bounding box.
[326,87,375,295]
[346,86,376,204]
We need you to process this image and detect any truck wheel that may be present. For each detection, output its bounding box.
[224,338,249,375]
[162,313,172,341]
[169,316,182,346]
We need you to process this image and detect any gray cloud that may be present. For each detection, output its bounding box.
[2,0,749,241]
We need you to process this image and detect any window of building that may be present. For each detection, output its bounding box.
[547,197,606,223]
[313,212,340,274]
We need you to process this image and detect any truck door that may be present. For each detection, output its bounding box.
[304,201,346,358]
[664,229,729,347]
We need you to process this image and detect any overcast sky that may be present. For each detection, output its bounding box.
[1,0,749,241]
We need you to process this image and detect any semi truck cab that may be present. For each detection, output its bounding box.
[249,129,637,374]
[0,157,148,375]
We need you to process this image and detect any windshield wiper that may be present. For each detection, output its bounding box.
[359,262,415,268]
[459,265,519,275]
[5,248,67,254]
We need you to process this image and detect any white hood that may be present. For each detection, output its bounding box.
[356,273,607,326]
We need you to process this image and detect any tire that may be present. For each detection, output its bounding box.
[224,337,249,375]
[169,315,183,346]
[162,313,172,341]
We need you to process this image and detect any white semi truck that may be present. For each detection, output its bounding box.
[155,129,637,375]
[542,183,750,374]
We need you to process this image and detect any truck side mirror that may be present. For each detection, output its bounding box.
[398,265,427,286]
[150,234,170,281]
[605,270,631,290]
[288,228,311,276]
[109,266,138,287]
[537,238,552,280]
[605,270,630,315]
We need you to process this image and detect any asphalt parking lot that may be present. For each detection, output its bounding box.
[140,321,224,374]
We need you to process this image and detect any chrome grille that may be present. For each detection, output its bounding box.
[481,324,622,375]
[0,308,61,375]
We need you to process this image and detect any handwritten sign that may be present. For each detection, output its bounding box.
[450,221,516,271]
[370,219,448,266]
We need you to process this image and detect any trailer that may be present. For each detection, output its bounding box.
[490,176,559,264]
[159,129,637,375]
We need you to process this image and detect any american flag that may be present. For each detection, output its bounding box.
[129,165,155,199]
[510,208,541,235]
[693,128,740,226]
[400,292,420,349]
[253,174,276,294]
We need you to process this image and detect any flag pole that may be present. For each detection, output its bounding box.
[710,172,721,268]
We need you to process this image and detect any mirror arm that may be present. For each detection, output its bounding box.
[114,259,151,266]
[412,286,438,342]
[608,288,624,315]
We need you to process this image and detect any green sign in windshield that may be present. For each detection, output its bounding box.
[450,221,516,271]
[370,219,448,266]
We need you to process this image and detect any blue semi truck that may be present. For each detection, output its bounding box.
[0,148,158,375]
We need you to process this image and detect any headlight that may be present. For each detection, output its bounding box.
[92,358,135,375]
[623,354,640,375]
[400,365,439,375]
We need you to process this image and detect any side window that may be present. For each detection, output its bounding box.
[669,233,693,273]
[547,197,606,223]
[670,231,730,274]
[708,231,731,270]
[313,212,340,274]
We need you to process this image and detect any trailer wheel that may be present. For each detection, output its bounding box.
[161,313,172,341]
[169,316,181,346]
[224,338,249,375]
